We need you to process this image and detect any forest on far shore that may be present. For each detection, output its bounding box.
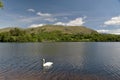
[0,27,120,42]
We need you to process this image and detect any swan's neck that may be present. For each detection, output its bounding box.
[42,59,45,64]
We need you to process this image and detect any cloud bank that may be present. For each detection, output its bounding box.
[29,24,45,28]
[104,16,120,26]
[25,10,85,28]
[97,29,120,35]
[36,12,52,17]
[36,12,57,22]
[28,17,85,28]
[54,17,85,26]
[27,9,35,12]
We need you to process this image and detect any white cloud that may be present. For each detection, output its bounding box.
[44,18,57,22]
[19,16,57,23]
[54,22,66,26]
[97,29,120,35]
[54,17,85,26]
[21,11,55,23]
[35,12,57,22]
[29,24,45,28]
[28,17,85,28]
[66,18,85,26]
[27,9,35,12]
[104,16,120,26]
[37,12,51,17]
[97,30,109,33]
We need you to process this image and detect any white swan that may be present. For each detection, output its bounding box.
[42,58,53,68]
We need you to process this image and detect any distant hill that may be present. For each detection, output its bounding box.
[0,25,98,34]
[0,25,120,42]
[27,25,98,34]
[0,27,15,33]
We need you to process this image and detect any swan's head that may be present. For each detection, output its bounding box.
[42,58,45,63]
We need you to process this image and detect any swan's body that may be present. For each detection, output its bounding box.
[43,62,53,67]
[42,59,53,67]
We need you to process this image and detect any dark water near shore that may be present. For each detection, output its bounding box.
[0,42,120,80]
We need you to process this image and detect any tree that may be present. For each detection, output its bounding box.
[0,1,3,8]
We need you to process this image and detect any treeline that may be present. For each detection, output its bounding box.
[0,28,120,42]
[0,1,3,8]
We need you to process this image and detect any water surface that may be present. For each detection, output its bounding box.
[0,42,120,80]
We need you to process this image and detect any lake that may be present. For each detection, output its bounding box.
[0,42,120,80]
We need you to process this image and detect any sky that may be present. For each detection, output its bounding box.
[1,0,120,34]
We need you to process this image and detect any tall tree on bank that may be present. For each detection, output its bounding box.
[0,1,3,8]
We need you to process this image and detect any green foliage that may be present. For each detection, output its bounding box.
[0,28,120,42]
[0,1,3,8]
[0,27,120,42]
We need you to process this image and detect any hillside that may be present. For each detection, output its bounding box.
[27,25,98,34]
[0,27,15,33]
[0,25,120,42]
[0,25,98,34]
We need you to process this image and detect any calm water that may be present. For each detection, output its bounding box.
[0,42,120,80]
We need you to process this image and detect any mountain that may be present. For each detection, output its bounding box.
[0,25,98,34]
[27,25,98,34]
[0,25,120,42]
[0,27,15,33]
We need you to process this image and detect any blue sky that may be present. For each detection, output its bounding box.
[1,0,120,34]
